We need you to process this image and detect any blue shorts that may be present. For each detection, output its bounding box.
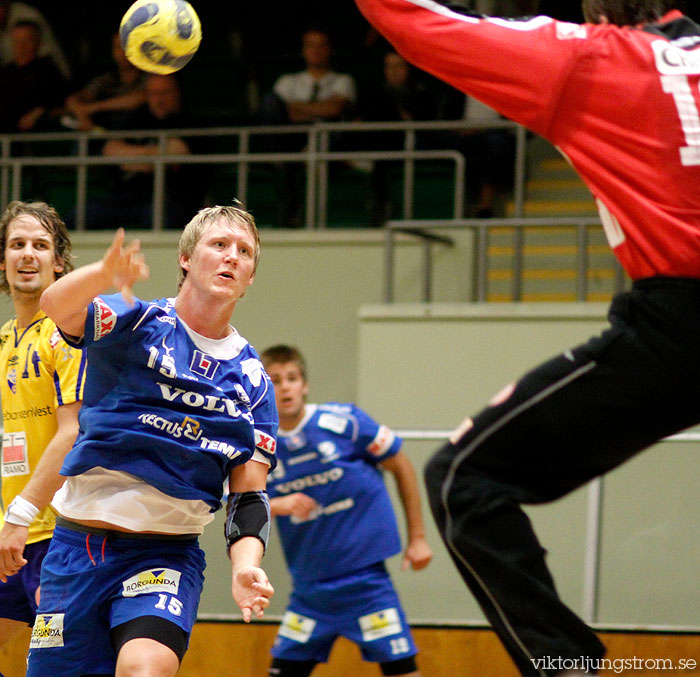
[26,524,205,676]
[0,539,50,625]
[271,563,417,665]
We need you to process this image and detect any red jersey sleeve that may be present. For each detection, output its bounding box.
[356,0,700,281]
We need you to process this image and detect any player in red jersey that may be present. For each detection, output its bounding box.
[353,0,700,675]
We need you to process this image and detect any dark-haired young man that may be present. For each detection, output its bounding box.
[353,0,700,675]
[261,344,432,677]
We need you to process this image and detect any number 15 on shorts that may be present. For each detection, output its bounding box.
[155,594,183,617]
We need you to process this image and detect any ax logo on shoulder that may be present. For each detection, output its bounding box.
[122,568,181,597]
[367,425,395,457]
[255,429,276,455]
[30,613,65,648]
[93,298,117,340]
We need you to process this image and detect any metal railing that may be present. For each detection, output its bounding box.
[384,216,627,303]
[2,121,612,303]
[0,119,525,230]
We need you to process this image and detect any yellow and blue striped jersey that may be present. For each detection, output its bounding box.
[0,310,86,543]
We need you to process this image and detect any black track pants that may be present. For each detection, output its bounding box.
[425,277,700,676]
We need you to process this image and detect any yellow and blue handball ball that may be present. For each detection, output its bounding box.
[119,0,202,74]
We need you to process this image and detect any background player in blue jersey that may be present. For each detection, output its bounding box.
[30,204,278,676]
[0,201,84,657]
[261,344,432,677]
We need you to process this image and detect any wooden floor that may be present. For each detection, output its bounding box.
[1,622,698,676]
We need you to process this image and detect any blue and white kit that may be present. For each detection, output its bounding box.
[268,403,400,582]
[268,403,416,665]
[27,294,277,675]
[62,294,277,506]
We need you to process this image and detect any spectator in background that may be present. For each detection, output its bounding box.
[0,0,70,79]
[360,51,435,124]
[63,32,146,131]
[0,20,68,132]
[268,28,356,125]
[358,49,437,226]
[421,0,531,218]
[259,27,357,227]
[75,74,202,230]
[442,93,517,218]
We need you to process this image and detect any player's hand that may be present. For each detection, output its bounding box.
[231,565,274,623]
[273,493,319,520]
[401,535,433,571]
[0,523,29,582]
[102,228,149,305]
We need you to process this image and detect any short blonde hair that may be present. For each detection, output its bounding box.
[177,202,260,289]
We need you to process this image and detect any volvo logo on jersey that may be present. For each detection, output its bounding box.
[190,350,219,379]
[156,382,250,421]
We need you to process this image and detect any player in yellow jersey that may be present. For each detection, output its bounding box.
[0,201,85,651]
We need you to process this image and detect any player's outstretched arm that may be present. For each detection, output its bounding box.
[380,450,433,571]
[0,400,81,581]
[228,461,274,622]
[40,228,149,338]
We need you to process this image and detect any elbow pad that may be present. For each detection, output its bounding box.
[225,490,271,555]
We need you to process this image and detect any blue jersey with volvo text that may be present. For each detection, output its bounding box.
[267,403,402,582]
[60,295,277,509]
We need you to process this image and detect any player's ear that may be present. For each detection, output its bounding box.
[179,253,190,273]
[53,255,64,274]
